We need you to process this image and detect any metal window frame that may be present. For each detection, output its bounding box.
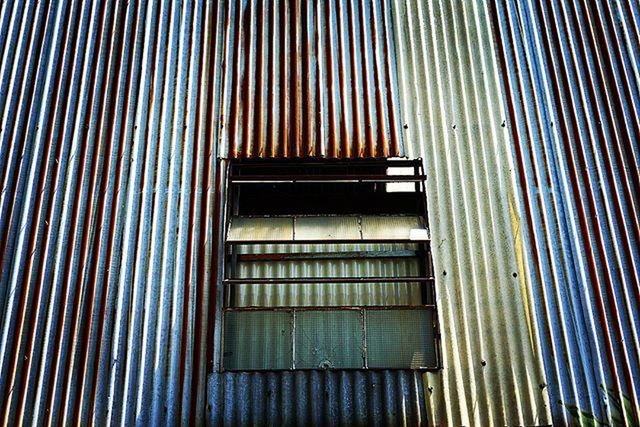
[219,159,441,372]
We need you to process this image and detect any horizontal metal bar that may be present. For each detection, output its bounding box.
[229,158,422,167]
[230,213,426,218]
[235,250,419,262]
[220,366,439,372]
[223,305,436,312]
[223,276,435,284]
[229,174,426,183]
[226,238,430,245]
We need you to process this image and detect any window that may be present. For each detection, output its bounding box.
[220,159,440,371]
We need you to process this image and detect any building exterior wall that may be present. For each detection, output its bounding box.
[210,1,550,425]
[0,0,637,426]
[0,1,210,424]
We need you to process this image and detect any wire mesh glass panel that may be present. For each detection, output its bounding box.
[223,311,292,370]
[294,310,365,369]
[366,309,436,368]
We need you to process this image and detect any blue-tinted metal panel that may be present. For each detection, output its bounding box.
[491,0,640,424]
[207,370,427,426]
[0,1,211,424]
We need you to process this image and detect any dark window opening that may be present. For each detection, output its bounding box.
[220,159,440,371]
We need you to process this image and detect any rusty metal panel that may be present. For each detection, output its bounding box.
[0,1,212,425]
[0,0,552,425]
[213,0,404,159]
[491,0,640,425]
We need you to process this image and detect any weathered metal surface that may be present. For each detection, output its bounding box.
[0,0,211,424]
[491,0,640,425]
[218,307,437,371]
[393,0,552,425]
[213,0,404,159]
[227,215,426,242]
[2,0,636,426]
[207,370,428,426]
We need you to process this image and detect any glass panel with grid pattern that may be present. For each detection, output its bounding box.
[366,309,437,369]
[223,311,292,370]
[294,310,364,369]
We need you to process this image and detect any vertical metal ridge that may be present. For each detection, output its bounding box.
[214,0,404,159]
[58,0,117,423]
[357,1,374,158]
[392,0,550,425]
[324,0,337,157]
[0,0,40,297]
[208,370,428,426]
[370,0,389,158]
[491,0,640,424]
[75,0,133,422]
[0,0,211,425]
[0,0,60,422]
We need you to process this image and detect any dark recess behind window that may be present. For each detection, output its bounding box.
[230,159,426,216]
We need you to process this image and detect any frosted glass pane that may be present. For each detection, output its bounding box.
[223,311,292,370]
[294,310,364,369]
[366,309,436,368]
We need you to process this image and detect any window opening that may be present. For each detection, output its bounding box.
[220,159,440,371]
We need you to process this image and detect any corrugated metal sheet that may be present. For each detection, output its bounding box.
[3,0,638,425]
[491,0,640,425]
[392,1,551,425]
[231,244,421,307]
[213,0,404,158]
[0,1,211,425]
[207,370,427,426]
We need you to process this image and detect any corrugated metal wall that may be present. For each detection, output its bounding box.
[208,1,551,425]
[491,0,640,425]
[391,1,551,425]
[207,370,428,426]
[0,1,211,424]
[233,243,421,307]
[214,0,404,158]
[1,0,638,425]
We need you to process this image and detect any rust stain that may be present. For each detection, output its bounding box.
[217,0,404,159]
